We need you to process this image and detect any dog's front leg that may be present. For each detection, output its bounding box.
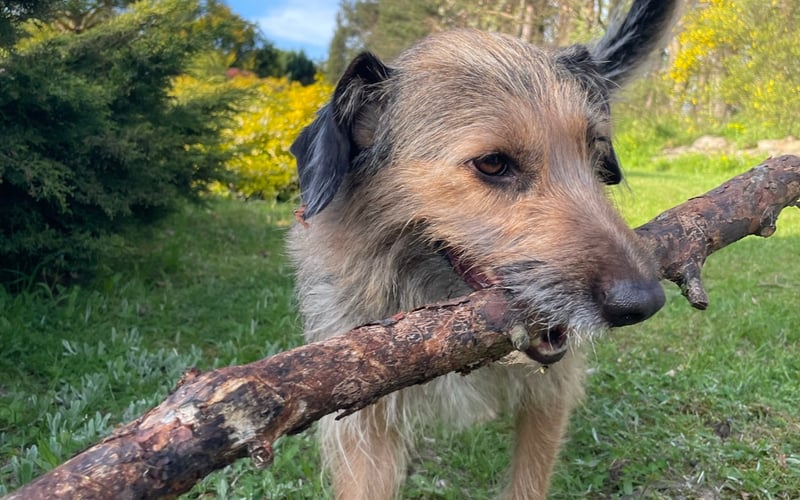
[505,399,572,500]
[320,401,408,500]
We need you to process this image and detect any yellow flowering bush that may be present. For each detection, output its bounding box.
[172,72,332,200]
[221,75,333,200]
[668,0,800,135]
[669,0,744,86]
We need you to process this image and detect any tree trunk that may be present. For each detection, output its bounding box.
[5,156,800,500]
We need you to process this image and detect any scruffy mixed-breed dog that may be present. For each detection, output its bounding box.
[289,0,678,497]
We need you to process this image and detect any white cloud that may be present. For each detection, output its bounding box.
[258,1,338,47]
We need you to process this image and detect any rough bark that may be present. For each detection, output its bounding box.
[6,155,800,500]
[638,154,800,309]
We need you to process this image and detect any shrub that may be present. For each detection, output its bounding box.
[211,75,333,201]
[0,0,242,286]
[668,0,800,137]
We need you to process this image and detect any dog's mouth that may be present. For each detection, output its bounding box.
[446,248,502,290]
[521,323,569,364]
[442,248,569,365]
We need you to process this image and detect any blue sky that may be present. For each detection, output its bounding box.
[223,0,339,61]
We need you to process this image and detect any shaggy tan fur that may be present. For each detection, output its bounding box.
[289,2,679,497]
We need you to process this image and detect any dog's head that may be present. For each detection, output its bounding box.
[292,0,678,363]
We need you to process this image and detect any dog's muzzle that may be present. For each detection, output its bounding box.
[443,247,665,365]
[443,249,571,364]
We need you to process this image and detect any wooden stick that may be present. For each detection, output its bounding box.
[638,155,800,308]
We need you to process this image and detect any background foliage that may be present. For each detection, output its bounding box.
[0,0,237,285]
[669,0,800,135]
[170,70,332,201]
[216,75,333,201]
[0,0,66,46]
[0,0,323,286]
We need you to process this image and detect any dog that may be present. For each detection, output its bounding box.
[289,1,677,497]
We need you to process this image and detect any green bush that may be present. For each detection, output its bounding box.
[0,0,242,286]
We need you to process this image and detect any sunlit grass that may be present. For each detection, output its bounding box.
[0,200,308,497]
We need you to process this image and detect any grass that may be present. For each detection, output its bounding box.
[2,151,799,498]
[0,201,312,497]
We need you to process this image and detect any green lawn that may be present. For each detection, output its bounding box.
[1,154,799,498]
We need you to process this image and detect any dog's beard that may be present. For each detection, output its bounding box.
[501,260,607,360]
[443,250,604,365]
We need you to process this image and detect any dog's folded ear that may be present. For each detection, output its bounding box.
[291,53,392,219]
[598,142,622,185]
[590,0,680,88]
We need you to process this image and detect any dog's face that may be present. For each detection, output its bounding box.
[292,3,677,363]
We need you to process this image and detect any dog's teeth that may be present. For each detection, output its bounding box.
[509,324,530,351]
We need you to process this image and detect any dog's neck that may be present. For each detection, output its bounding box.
[289,208,469,342]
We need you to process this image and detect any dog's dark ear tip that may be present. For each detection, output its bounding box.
[291,53,392,219]
[339,52,393,89]
[600,171,622,185]
[598,156,622,185]
[591,0,680,87]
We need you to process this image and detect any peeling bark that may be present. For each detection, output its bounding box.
[5,156,800,500]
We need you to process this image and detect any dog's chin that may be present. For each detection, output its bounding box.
[443,249,570,365]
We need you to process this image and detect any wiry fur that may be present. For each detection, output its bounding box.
[289,1,679,498]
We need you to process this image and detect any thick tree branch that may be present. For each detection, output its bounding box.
[5,156,800,500]
[637,155,800,308]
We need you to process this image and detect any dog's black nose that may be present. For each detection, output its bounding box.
[599,279,665,327]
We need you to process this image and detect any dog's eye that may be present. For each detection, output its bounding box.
[471,153,512,177]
